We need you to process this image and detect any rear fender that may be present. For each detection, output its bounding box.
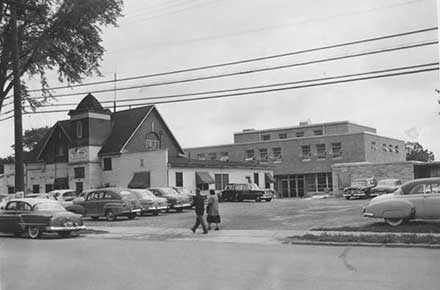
[103,203,124,214]
[368,200,413,218]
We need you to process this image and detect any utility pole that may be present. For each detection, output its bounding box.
[2,0,38,193]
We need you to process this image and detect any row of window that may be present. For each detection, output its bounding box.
[261,129,323,141]
[371,141,400,153]
[197,143,343,163]
[175,172,271,190]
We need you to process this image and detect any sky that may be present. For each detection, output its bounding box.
[0,0,439,158]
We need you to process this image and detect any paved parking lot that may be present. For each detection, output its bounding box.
[84,198,371,231]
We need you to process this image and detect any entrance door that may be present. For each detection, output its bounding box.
[297,176,305,198]
[76,182,83,195]
[281,180,289,198]
[289,178,297,197]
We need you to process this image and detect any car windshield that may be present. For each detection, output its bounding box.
[249,183,260,190]
[119,191,137,200]
[352,180,368,187]
[132,190,155,199]
[160,188,178,195]
[377,180,398,187]
[33,202,66,212]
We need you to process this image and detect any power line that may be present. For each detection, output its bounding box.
[13,62,439,109]
[7,26,435,95]
[8,65,436,117]
[16,40,437,100]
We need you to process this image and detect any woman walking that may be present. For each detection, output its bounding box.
[206,189,221,231]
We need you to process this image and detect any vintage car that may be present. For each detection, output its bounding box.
[74,188,141,221]
[148,187,191,212]
[371,179,401,195]
[0,198,85,239]
[221,183,272,202]
[172,187,196,206]
[129,189,168,215]
[47,189,85,216]
[362,177,440,226]
[343,178,377,200]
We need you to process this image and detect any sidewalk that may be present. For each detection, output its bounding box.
[83,226,440,248]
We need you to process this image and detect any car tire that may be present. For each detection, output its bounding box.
[265,198,272,202]
[128,213,136,220]
[105,210,116,221]
[256,197,262,202]
[176,208,183,213]
[58,231,71,238]
[153,210,160,216]
[384,218,404,227]
[91,216,99,221]
[27,226,41,239]
[345,196,351,200]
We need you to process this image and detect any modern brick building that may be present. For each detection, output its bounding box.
[185,121,405,197]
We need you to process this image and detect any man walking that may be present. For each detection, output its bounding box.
[191,188,208,234]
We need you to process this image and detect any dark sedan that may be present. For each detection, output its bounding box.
[371,179,401,196]
[0,198,85,239]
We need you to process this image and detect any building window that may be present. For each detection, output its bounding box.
[331,142,343,158]
[371,141,377,151]
[74,167,85,179]
[315,144,326,159]
[296,131,304,137]
[254,173,259,186]
[395,145,400,153]
[7,186,15,194]
[259,148,268,161]
[219,152,229,161]
[45,184,53,193]
[146,139,160,151]
[197,153,206,160]
[103,157,112,171]
[245,149,255,161]
[176,172,183,187]
[215,173,229,190]
[56,144,64,156]
[272,147,282,162]
[301,145,311,160]
[388,144,394,153]
[32,184,40,193]
[140,159,144,167]
[382,144,388,152]
[76,121,83,138]
[208,152,217,160]
[279,133,287,139]
[313,129,323,136]
[262,134,270,141]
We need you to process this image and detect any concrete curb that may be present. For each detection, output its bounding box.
[284,239,440,249]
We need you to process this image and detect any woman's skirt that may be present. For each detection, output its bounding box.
[207,215,221,223]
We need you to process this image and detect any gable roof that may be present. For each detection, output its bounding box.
[98,105,184,156]
[34,120,72,162]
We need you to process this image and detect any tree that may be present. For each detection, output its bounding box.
[405,142,435,162]
[0,0,123,112]
[23,126,50,151]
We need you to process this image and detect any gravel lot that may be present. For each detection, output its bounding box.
[84,198,371,231]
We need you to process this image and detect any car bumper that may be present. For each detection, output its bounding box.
[172,203,191,208]
[361,207,375,217]
[144,205,168,212]
[46,225,86,232]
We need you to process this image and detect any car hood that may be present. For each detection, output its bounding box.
[373,186,397,192]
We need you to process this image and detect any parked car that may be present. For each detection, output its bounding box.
[172,187,197,206]
[371,179,401,195]
[0,198,85,239]
[343,178,377,200]
[25,193,50,199]
[74,188,141,221]
[47,189,85,216]
[362,177,440,226]
[129,189,169,215]
[221,183,272,202]
[148,187,191,212]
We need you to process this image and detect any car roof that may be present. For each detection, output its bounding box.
[378,178,400,182]
[8,198,59,206]
[401,177,440,192]
[49,189,76,194]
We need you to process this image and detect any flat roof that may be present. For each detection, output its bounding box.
[233,121,376,136]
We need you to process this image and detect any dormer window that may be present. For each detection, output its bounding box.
[76,121,83,138]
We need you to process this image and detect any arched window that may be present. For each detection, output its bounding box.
[76,121,83,138]
[145,132,160,151]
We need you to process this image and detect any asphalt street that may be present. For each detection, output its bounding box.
[1,235,439,290]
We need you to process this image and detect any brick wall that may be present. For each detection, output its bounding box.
[331,162,415,194]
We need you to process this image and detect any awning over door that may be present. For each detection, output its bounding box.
[128,171,151,188]
[265,172,275,183]
[53,177,69,189]
[196,171,215,184]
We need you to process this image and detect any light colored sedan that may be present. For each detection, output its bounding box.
[362,177,440,226]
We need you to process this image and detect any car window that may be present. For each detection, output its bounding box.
[409,184,430,195]
[103,192,114,199]
[86,192,96,201]
[6,201,18,210]
[16,202,32,211]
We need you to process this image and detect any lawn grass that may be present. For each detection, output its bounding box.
[312,221,440,234]
[286,232,440,244]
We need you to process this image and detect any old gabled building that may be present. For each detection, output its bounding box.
[1,94,273,194]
